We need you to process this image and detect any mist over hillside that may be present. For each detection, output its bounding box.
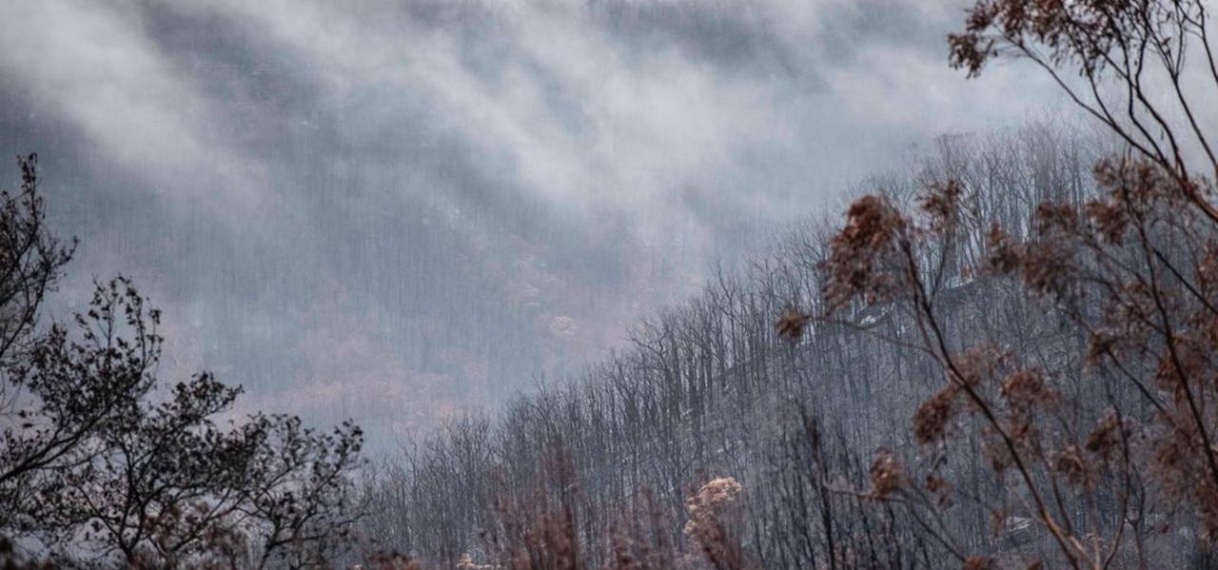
[0,0,1059,451]
[5,0,1217,568]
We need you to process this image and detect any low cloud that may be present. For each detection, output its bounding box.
[0,0,273,212]
[0,0,1066,449]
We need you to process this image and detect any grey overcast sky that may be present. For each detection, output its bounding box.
[0,0,1063,448]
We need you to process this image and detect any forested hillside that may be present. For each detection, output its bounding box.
[349,2,1218,567]
[357,124,1148,568]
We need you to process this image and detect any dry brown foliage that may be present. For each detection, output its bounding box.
[869,450,903,499]
[794,0,1218,566]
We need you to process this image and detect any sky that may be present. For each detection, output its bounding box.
[0,0,1062,450]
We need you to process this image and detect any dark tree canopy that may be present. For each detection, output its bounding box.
[0,157,365,569]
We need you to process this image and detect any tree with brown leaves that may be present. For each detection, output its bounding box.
[803,1,1218,568]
